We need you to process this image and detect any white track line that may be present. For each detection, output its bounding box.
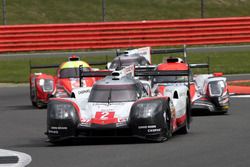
[0,149,32,167]
[230,95,250,98]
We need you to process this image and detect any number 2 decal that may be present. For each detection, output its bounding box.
[95,112,115,120]
[100,112,109,120]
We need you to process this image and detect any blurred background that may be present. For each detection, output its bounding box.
[1,0,250,25]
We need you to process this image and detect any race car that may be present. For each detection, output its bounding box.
[192,72,229,113]
[107,46,229,113]
[46,65,191,143]
[29,55,98,108]
[107,47,151,70]
[155,56,229,113]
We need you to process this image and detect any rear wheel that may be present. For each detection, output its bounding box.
[179,97,191,134]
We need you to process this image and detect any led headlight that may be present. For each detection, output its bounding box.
[48,102,76,119]
[39,79,45,86]
[39,79,54,92]
[132,100,162,118]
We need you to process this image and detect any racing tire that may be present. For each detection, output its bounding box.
[178,97,191,134]
[157,104,172,142]
[31,101,37,107]
[164,110,172,140]
[36,102,46,109]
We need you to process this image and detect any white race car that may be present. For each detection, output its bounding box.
[192,72,229,113]
[46,65,191,143]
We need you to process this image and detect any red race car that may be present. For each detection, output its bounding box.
[29,55,98,108]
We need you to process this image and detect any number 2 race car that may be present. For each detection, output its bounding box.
[29,55,99,108]
[46,65,191,143]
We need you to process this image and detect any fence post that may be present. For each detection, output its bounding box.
[102,0,106,22]
[2,0,7,25]
[201,0,205,18]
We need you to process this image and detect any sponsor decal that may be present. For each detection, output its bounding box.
[148,128,161,132]
[51,126,68,130]
[95,111,115,120]
[92,112,118,124]
[78,89,90,95]
[79,122,91,127]
[48,130,58,134]
[138,125,157,129]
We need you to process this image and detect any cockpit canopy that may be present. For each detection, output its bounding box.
[59,67,90,78]
[88,76,148,103]
[88,84,137,103]
[58,57,90,78]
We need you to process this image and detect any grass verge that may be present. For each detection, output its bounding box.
[0,51,250,83]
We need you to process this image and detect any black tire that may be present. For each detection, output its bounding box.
[158,102,172,142]
[31,101,37,107]
[164,109,172,140]
[36,101,46,109]
[179,97,191,134]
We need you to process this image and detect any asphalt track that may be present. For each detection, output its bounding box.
[0,86,250,167]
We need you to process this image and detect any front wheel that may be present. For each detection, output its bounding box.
[159,104,172,142]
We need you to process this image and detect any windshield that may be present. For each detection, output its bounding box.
[60,67,90,78]
[152,76,188,83]
[88,85,137,102]
[209,80,225,96]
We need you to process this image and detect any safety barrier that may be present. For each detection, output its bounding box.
[1,17,250,53]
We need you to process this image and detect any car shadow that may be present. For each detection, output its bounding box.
[5,105,42,111]
[191,110,229,117]
[47,137,155,147]
[8,137,156,149]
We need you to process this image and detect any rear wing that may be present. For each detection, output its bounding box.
[151,45,187,62]
[79,65,134,87]
[189,63,210,73]
[135,69,190,77]
[121,47,151,64]
[117,46,187,63]
[135,66,190,87]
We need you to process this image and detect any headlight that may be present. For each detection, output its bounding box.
[39,79,45,86]
[39,79,54,92]
[132,99,162,118]
[48,102,76,119]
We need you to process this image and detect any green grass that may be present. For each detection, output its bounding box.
[1,0,250,25]
[0,55,113,83]
[1,51,250,83]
